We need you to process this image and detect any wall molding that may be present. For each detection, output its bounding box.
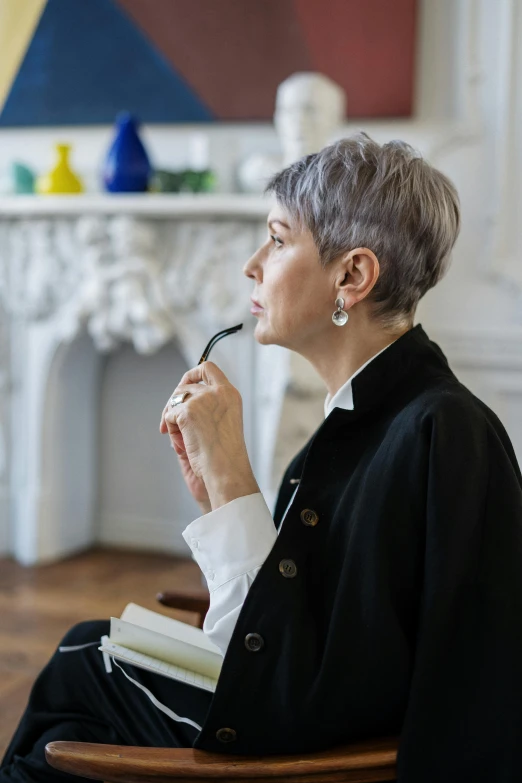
[433,328,522,370]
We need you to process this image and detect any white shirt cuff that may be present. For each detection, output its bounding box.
[181,492,278,592]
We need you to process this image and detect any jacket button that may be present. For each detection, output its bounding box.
[300,508,319,526]
[279,558,297,578]
[216,727,237,743]
[245,632,264,652]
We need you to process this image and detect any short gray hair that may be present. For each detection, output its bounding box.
[265,132,461,328]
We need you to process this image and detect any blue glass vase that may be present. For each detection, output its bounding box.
[102,112,152,193]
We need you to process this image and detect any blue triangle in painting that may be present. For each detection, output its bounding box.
[0,0,214,126]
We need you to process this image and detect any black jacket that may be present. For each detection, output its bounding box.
[194,323,522,782]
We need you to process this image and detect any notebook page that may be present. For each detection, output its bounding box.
[99,639,217,693]
[121,603,221,655]
[109,617,222,680]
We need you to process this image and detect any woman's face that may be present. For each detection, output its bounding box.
[243,204,336,349]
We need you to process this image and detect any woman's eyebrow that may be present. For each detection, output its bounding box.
[267,219,291,231]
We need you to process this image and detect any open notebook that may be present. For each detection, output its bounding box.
[98,602,223,693]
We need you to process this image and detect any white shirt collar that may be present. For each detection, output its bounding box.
[324,341,396,418]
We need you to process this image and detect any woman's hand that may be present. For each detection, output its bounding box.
[176,447,212,515]
[161,395,212,515]
[159,362,259,511]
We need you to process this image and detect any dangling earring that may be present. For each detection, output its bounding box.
[332,297,349,326]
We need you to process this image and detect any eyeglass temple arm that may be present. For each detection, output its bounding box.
[198,323,243,364]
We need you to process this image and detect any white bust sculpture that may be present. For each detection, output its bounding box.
[237,72,346,192]
[275,72,346,165]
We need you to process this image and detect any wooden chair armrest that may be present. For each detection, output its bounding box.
[45,737,399,783]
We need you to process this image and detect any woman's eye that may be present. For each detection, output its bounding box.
[270,234,283,248]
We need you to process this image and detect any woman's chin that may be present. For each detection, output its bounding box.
[253,320,289,349]
[253,317,274,345]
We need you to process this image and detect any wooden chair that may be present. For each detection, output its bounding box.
[45,588,399,783]
[156,587,211,629]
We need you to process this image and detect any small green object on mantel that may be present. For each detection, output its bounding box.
[150,168,216,193]
[11,161,35,194]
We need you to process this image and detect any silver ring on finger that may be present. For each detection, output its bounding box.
[170,391,190,407]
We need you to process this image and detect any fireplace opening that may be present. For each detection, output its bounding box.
[39,331,200,561]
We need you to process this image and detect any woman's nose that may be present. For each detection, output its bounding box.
[243,249,261,279]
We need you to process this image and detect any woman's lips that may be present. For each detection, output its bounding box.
[250,298,264,314]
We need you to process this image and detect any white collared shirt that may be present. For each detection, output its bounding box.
[323,342,392,418]
[181,342,395,656]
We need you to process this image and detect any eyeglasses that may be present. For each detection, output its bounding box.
[198,323,243,365]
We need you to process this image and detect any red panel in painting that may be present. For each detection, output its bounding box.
[293,0,418,116]
[116,0,312,120]
[115,0,417,120]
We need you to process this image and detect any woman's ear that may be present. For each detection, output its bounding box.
[336,251,361,288]
[336,248,380,299]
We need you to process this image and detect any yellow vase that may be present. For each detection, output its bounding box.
[36,143,84,194]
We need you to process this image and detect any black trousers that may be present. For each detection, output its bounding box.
[0,620,213,783]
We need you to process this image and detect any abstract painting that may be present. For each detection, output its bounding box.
[0,0,418,126]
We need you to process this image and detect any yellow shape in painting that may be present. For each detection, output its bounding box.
[36,144,84,194]
[0,0,48,116]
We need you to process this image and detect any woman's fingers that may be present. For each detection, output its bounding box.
[159,383,198,433]
[178,361,228,387]
[163,406,186,453]
[164,385,197,433]
[159,404,169,433]
[170,429,186,453]
[159,360,229,434]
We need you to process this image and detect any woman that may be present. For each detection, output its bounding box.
[3,132,522,783]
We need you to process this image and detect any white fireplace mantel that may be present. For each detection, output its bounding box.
[0,194,275,355]
[0,194,327,564]
[0,193,272,217]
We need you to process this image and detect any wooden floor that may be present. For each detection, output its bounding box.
[0,546,202,757]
